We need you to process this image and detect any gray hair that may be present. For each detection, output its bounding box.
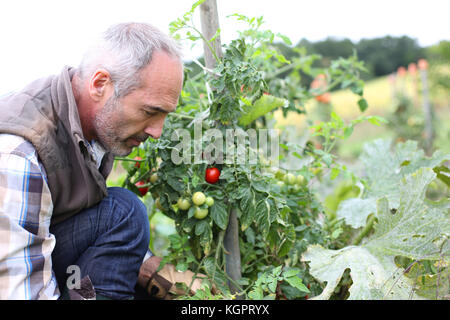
[78,22,183,98]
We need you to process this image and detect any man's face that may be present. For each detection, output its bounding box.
[93,51,183,156]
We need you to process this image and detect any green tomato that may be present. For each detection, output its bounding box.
[177,197,191,211]
[284,173,296,185]
[192,192,206,206]
[150,173,158,183]
[194,207,209,219]
[293,184,302,193]
[296,174,306,186]
[205,196,214,207]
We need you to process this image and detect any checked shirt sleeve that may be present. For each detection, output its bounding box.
[0,134,59,299]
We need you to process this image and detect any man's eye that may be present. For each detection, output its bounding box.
[144,110,157,117]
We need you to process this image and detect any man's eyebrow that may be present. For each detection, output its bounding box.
[143,105,173,114]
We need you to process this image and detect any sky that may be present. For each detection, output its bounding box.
[0,0,449,95]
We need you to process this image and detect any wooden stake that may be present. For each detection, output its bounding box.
[199,0,223,68]
[199,0,243,298]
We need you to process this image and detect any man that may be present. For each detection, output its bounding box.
[0,22,198,300]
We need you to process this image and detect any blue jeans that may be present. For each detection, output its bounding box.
[50,187,150,300]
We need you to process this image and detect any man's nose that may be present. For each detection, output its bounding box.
[144,121,164,140]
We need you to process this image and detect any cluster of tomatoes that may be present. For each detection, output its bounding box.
[133,156,222,220]
[133,157,158,197]
[176,191,215,219]
[272,168,308,193]
[177,166,221,219]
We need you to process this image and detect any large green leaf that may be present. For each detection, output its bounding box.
[336,198,377,229]
[302,168,450,300]
[336,139,450,228]
[238,94,287,126]
[360,139,449,208]
[302,245,419,299]
[366,170,449,261]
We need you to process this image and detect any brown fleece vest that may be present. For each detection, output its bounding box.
[0,66,114,225]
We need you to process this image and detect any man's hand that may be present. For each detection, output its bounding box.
[137,256,213,299]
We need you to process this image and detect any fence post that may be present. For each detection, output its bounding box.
[418,59,434,155]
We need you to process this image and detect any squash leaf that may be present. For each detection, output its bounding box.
[302,168,450,300]
[336,139,450,228]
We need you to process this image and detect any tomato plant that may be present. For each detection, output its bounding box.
[117,0,383,300]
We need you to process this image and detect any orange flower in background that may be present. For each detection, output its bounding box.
[315,92,331,104]
[397,66,406,77]
[408,63,417,75]
[310,74,327,89]
[418,59,428,70]
[310,74,330,104]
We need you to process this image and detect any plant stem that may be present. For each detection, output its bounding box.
[265,59,304,80]
[134,170,151,183]
[168,112,195,120]
[352,214,376,245]
[114,157,145,162]
[213,230,225,280]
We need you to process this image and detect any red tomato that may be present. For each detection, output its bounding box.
[205,167,220,184]
[135,181,149,196]
[134,156,143,168]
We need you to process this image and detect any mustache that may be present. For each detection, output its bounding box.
[130,133,150,143]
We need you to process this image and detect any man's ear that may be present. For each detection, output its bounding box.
[88,69,113,101]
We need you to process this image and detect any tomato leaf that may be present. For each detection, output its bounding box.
[210,201,229,230]
[238,94,287,126]
[255,199,271,236]
[187,206,196,219]
[195,220,209,236]
[357,98,368,112]
[284,276,309,293]
[267,278,278,293]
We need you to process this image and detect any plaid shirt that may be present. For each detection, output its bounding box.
[0,134,59,299]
